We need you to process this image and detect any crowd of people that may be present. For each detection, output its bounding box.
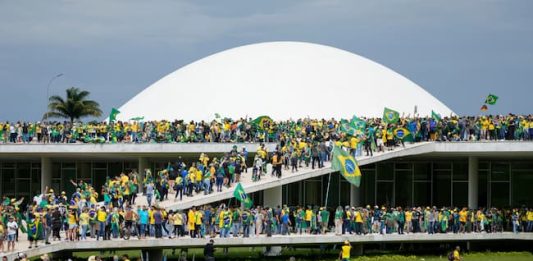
[2,113,533,257]
[1,114,533,145]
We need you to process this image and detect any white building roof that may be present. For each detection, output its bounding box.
[118,41,454,121]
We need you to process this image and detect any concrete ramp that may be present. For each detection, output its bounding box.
[137,142,432,210]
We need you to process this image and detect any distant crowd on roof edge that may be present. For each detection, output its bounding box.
[1,114,533,144]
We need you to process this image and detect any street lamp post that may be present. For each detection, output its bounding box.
[44,73,63,122]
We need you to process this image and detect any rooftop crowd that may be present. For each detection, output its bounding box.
[2,113,533,256]
[1,114,533,144]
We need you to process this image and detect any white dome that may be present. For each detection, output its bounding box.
[118,42,454,121]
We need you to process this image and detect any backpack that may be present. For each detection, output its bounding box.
[447,251,454,261]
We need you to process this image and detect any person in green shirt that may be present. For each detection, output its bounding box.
[319,207,330,234]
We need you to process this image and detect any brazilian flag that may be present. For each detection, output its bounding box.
[394,127,414,142]
[485,94,498,105]
[331,146,361,187]
[251,116,274,130]
[233,183,253,209]
[383,107,400,124]
[109,108,121,122]
[350,116,366,131]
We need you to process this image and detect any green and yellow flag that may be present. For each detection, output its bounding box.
[431,110,442,122]
[233,183,253,208]
[109,108,120,122]
[394,127,413,142]
[251,115,273,130]
[350,116,366,131]
[129,116,144,121]
[485,94,498,105]
[331,146,361,187]
[383,107,400,124]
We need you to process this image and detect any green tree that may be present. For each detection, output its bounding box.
[44,87,102,123]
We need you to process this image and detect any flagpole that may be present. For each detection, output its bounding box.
[324,172,332,208]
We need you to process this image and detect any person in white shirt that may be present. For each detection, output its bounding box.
[7,216,18,252]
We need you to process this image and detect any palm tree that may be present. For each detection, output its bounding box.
[44,87,102,123]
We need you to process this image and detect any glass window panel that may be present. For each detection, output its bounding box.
[414,162,431,181]
[17,164,31,179]
[62,162,76,169]
[395,163,411,170]
[433,170,451,207]
[51,179,61,194]
[93,169,108,198]
[478,170,488,208]
[433,162,451,170]
[283,182,301,207]
[62,168,77,196]
[452,182,468,208]
[52,163,61,179]
[361,163,375,171]
[16,179,30,197]
[361,169,375,206]
[2,169,16,195]
[339,180,351,207]
[395,170,412,207]
[2,162,15,168]
[413,182,431,206]
[32,162,41,169]
[452,161,468,181]
[478,161,489,170]
[32,168,41,184]
[108,162,124,177]
[512,170,533,207]
[377,163,393,181]
[376,181,394,207]
[77,162,92,179]
[304,180,322,206]
[93,162,107,169]
[511,161,533,170]
[491,162,510,181]
[491,182,510,207]
[123,161,137,172]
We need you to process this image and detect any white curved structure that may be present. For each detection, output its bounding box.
[118,42,453,121]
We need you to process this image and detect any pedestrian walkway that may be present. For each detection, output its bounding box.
[136,142,431,210]
[3,231,532,260]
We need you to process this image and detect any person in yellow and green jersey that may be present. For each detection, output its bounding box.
[188,206,197,238]
[305,206,313,234]
[96,206,107,240]
[340,240,351,261]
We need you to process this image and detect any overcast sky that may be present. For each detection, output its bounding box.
[1,0,532,121]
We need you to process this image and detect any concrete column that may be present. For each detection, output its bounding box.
[41,157,53,193]
[350,185,360,207]
[263,186,282,208]
[468,156,479,209]
[138,157,148,193]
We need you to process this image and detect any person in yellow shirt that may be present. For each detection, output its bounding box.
[305,207,313,234]
[188,207,197,238]
[452,246,462,261]
[459,208,468,233]
[172,210,184,238]
[405,209,412,234]
[96,206,107,240]
[79,208,90,240]
[340,240,351,261]
[195,210,203,237]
